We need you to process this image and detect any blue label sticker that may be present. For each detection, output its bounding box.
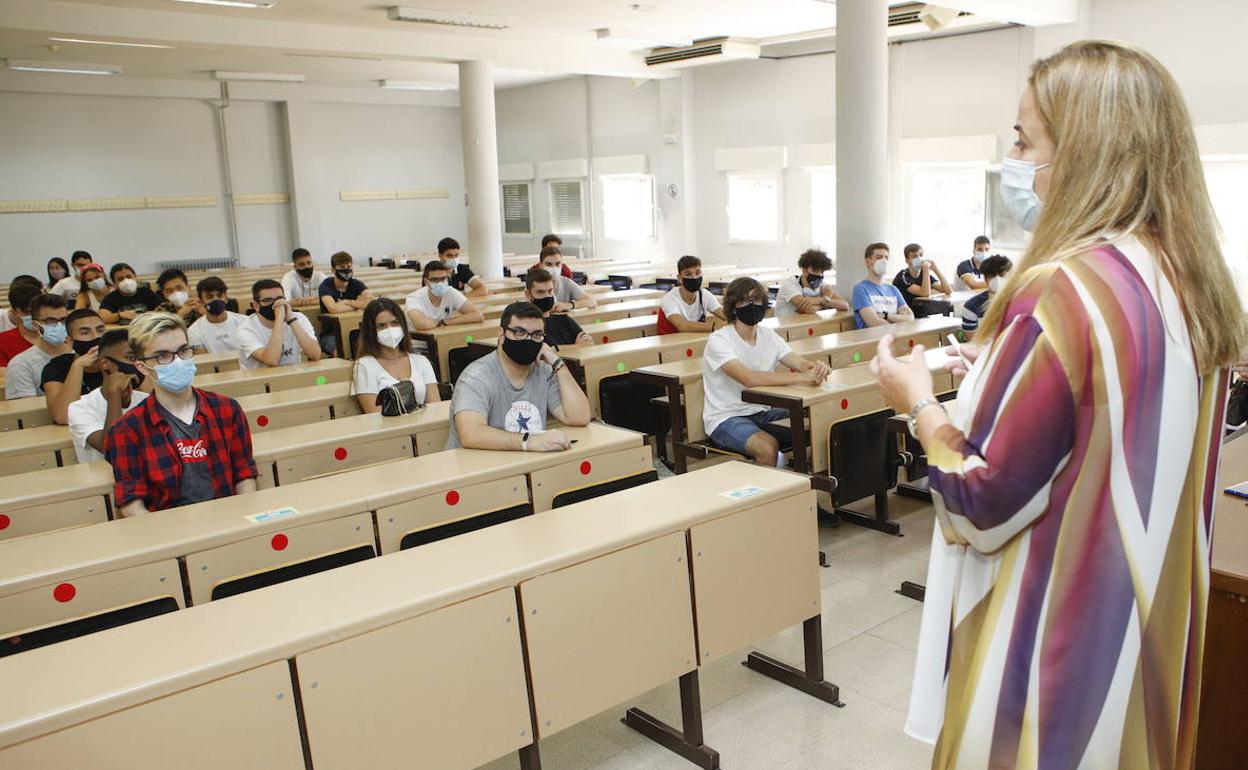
[246,507,299,524]
[720,485,765,501]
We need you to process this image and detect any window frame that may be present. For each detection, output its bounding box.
[726,170,784,245]
[500,181,534,237]
[547,177,587,237]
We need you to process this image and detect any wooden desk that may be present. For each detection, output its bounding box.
[196,358,353,398]
[785,316,959,368]
[761,308,855,341]
[0,395,52,432]
[193,350,239,373]
[555,333,709,419]
[235,381,362,433]
[0,461,113,542]
[0,424,76,476]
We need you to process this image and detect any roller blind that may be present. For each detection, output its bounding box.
[549,180,585,236]
[502,183,532,235]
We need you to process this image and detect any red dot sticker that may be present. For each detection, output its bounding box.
[580,461,592,475]
[908,339,915,348]
[53,583,76,603]
[807,328,815,336]
[0,514,9,530]
[271,533,289,551]
[446,490,460,506]
[334,447,348,461]
[840,399,849,410]
[257,415,269,427]
[686,348,693,358]
[602,335,609,343]
[651,310,658,315]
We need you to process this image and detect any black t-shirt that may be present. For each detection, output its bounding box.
[892,269,946,310]
[449,264,476,292]
[155,401,214,508]
[544,314,585,347]
[40,353,104,394]
[100,287,163,316]
[318,277,367,305]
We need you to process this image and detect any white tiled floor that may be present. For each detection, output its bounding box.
[481,492,938,770]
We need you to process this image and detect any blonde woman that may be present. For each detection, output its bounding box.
[873,41,1245,768]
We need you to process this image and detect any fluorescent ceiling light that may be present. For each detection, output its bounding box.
[387,6,510,29]
[595,28,692,48]
[380,79,456,91]
[4,59,122,75]
[167,0,274,8]
[213,70,305,82]
[49,37,174,49]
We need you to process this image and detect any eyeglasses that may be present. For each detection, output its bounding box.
[139,345,195,365]
[504,326,545,342]
[256,297,286,307]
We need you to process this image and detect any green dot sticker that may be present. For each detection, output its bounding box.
[465,335,474,343]
[596,318,604,323]
[852,351,862,363]
[315,376,327,386]
[616,362,627,373]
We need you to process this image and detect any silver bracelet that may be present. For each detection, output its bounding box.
[906,398,944,439]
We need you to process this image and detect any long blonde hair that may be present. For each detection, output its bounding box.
[978,40,1245,372]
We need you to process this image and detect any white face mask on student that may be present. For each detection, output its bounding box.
[377,326,405,349]
[1000,157,1050,231]
[872,259,890,278]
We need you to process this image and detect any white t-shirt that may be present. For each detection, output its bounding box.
[659,287,721,323]
[351,354,437,401]
[281,269,327,302]
[67,387,149,463]
[775,276,826,319]
[188,312,248,353]
[236,311,317,369]
[0,310,15,333]
[50,277,81,304]
[405,286,468,323]
[701,325,792,436]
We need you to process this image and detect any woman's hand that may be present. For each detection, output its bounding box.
[870,335,936,414]
[946,342,983,377]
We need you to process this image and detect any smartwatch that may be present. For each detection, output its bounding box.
[520,432,530,451]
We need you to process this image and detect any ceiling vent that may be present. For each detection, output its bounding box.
[888,3,969,28]
[644,38,760,69]
[387,6,510,30]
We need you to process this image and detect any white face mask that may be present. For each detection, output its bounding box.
[119,278,138,295]
[377,326,405,349]
[167,290,189,308]
[1000,156,1050,231]
[988,277,1004,294]
[909,257,924,270]
[871,259,890,278]
[88,277,106,291]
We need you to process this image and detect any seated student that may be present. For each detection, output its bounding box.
[531,234,575,279]
[188,277,248,353]
[405,260,485,330]
[525,268,593,346]
[155,268,203,325]
[702,277,831,466]
[236,279,321,369]
[0,277,45,363]
[446,301,591,451]
[281,248,326,308]
[892,243,953,315]
[318,251,373,354]
[774,248,850,319]
[5,294,70,399]
[105,312,258,516]
[42,309,107,424]
[45,257,71,291]
[853,243,915,329]
[656,255,726,334]
[50,251,93,304]
[351,298,440,413]
[437,237,488,297]
[73,263,111,312]
[960,255,1013,334]
[955,235,993,291]
[67,329,150,463]
[538,247,597,311]
[98,263,162,325]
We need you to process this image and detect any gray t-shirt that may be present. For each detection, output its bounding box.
[554,275,587,305]
[156,400,215,507]
[445,351,563,449]
[4,345,56,399]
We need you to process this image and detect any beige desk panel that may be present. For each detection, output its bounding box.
[521,531,696,737]
[273,435,414,487]
[684,381,707,443]
[414,426,449,455]
[0,494,109,543]
[529,444,654,512]
[297,588,531,770]
[376,474,528,554]
[249,403,331,433]
[807,387,888,474]
[0,397,51,432]
[267,366,353,391]
[197,378,267,398]
[0,661,304,770]
[0,448,60,477]
[658,337,709,364]
[0,559,182,641]
[0,416,16,432]
[185,511,374,605]
[690,492,820,663]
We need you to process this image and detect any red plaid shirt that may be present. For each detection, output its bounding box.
[105,388,258,512]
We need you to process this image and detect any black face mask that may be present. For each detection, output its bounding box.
[806,275,823,290]
[532,296,555,313]
[258,305,276,322]
[735,303,767,327]
[206,299,228,316]
[681,276,702,293]
[502,337,542,366]
[335,269,353,282]
[296,267,315,280]
[105,356,144,388]
[73,338,100,357]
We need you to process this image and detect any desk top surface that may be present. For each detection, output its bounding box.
[196,357,352,385]
[250,400,450,457]
[745,347,951,406]
[760,308,853,331]
[0,423,72,452]
[554,332,707,362]
[234,381,353,411]
[1213,430,1248,592]
[785,316,959,354]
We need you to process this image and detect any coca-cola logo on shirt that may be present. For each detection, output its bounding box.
[175,438,209,462]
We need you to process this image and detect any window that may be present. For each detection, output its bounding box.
[727,172,781,242]
[1203,155,1248,294]
[809,168,836,252]
[984,168,1027,250]
[501,182,532,236]
[907,163,988,257]
[549,179,585,236]
[601,175,655,241]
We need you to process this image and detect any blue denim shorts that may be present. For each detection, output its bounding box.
[709,408,791,455]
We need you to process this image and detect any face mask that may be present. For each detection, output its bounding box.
[88,277,106,291]
[119,278,138,295]
[973,252,988,265]
[20,315,35,331]
[532,296,555,313]
[106,356,142,379]
[72,338,99,357]
[444,258,459,270]
[735,303,767,327]
[909,258,924,270]
[681,276,703,293]
[296,266,315,280]
[50,269,67,280]
[258,305,277,322]
[871,259,891,278]
[335,269,353,282]
[988,277,1004,294]
[430,282,449,298]
[167,291,189,308]
[377,326,405,349]
[1000,156,1050,231]
[152,357,196,393]
[806,275,823,290]
[206,299,228,316]
[502,337,543,366]
[38,321,67,346]
[545,264,561,275]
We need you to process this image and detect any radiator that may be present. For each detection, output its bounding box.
[158,257,239,272]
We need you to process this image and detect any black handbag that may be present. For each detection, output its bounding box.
[1228,378,1248,431]
[376,379,421,416]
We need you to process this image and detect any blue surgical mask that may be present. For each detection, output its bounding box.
[20,315,35,331]
[1000,157,1049,232]
[909,258,924,270]
[153,357,196,393]
[38,321,67,346]
[430,282,449,298]
[444,258,459,270]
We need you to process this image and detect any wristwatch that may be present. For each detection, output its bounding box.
[520,432,530,451]
[907,398,943,438]
[882,310,889,321]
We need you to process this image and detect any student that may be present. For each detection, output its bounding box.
[702,277,831,465]
[892,243,953,315]
[351,298,440,413]
[236,280,321,369]
[774,249,851,319]
[960,255,1013,334]
[851,243,915,329]
[67,329,150,463]
[525,269,592,346]
[318,251,373,354]
[437,237,488,297]
[539,247,596,311]
[155,268,202,325]
[50,251,93,303]
[187,277,248,353]
[98,263,162,324]
[0,277,45,363]
[45,257,71,290]
[955,236,993,290]
[281,248,326,308]
[531,234,575,279]
[446,301,591,450]
[405,260,485,330]
[105,312,258,516]
[73,263,111,312]
[5,294,70,399]
[42,309,107,424]
[656,255,726,334]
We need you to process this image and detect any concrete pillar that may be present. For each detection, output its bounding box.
[281,101,325,259]
[835,0,889,289]
[458,60,504,280]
